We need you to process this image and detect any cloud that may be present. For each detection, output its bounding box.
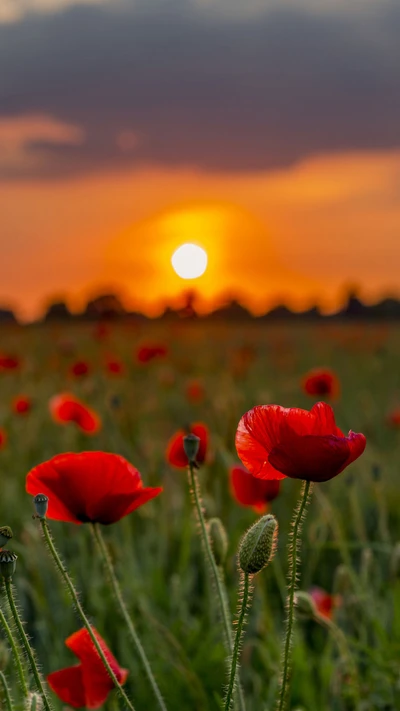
[0,0,399,178]
[0,114,84,173]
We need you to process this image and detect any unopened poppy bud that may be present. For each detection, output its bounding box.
[183,434,200,463]
[33,493,49,518]
[208,518,228,566]
[25,693,43,711]
[239,514,278,575]
[0,550,17,580]
[294,591,317,619]
[0,526,13,548]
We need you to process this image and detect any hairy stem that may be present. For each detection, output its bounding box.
[0,602,29,696]
[4,580,52,711]
[39,518,136,711]
[91,523,167,711]
[224,573,252,711]
[277,480,313,711]
[0,670,14,711]
[188,462,246,711]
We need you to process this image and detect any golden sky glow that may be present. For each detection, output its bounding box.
[1,149,399,320]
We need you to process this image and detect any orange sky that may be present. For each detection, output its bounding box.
[1,148,399,321]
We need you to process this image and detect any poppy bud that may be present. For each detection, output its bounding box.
[207,518,228,566]
[333,564,353,593]
[25,693,43,711]
[0,526,13,548]
[183,434,200,463]
[239,514,278,575]
[0,550,17,580]
[294,591,317,619]
[33,493,49,518]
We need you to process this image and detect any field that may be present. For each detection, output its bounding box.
[1,320,400,711]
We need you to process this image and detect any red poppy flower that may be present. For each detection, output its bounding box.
[236,402,366,483]
[71,360,90,377]
[136,344,167,364]
[49,393,101,434]
[166,423,208,468]
[0,429,7,450]
[0,354,20,371]
[47,627,128,709]
[12,396,32,415]
[309,587,340,620]
[230,465,280,514]
[185,380,205,404]
[106,358,124,375]
[302,368,340,398]
[26,451,162,525]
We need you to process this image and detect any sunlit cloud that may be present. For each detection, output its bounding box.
[0,114,85,173]
[0,0,107,23]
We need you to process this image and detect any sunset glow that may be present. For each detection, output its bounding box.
[171,243,208,280]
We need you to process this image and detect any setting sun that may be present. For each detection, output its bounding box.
[171,243,208,280]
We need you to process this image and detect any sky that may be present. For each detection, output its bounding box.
[1,0,399,320]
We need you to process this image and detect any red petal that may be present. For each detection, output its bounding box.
[268,433,351,482]
[230,466,280,508]
[191,423,208,464]
[166,431,188,468]
[235,405,288,479]
[26,451,159,524]
[47,665,86,708]
[66,628,128,708]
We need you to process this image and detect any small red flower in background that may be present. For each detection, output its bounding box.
[236,402,366,483]
[106,358,124,375]
[47,627,128,709]
[230,465,280,514]
[0,354,20,371]
[26,451,162,525]
[12,396,32,415]
[309,587,340,620]
[166,423,208,468]
[0,429,7,450]
[93,322,109,341]
[386,408,400,428]
[70,360,91,377]
[302,368,340,399]
[185,379,205,404]
[49,393,101,434]
[136,344,167,364]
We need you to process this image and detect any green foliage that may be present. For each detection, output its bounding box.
[0,321,400,710]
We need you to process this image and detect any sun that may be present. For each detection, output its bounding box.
[171,243,208,279]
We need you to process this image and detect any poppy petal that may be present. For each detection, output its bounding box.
[26,451,161,525]
[235,406,287,479]
[66,628,128,708]
[268,433,351,482]
[166,431,189,468]
[191,423,208,464]
[47,665,86,708]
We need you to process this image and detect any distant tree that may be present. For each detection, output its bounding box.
[82,294,127,320]
[44,301,72,321]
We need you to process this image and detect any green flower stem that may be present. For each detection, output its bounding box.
[90,523,167,711]
[39,518,136,711]
[0,670,14,711]
[318,616,360,704]
[224,573,252,711]
[277,480,313,711]
[4,580,52,711]
[188,462,246,711]
[0,602,29,696]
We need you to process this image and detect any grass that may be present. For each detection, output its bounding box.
[1,320,400,710]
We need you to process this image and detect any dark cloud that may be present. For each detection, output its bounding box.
[0,0,399,178]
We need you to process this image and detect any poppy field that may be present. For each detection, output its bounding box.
[1,319,400,711]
